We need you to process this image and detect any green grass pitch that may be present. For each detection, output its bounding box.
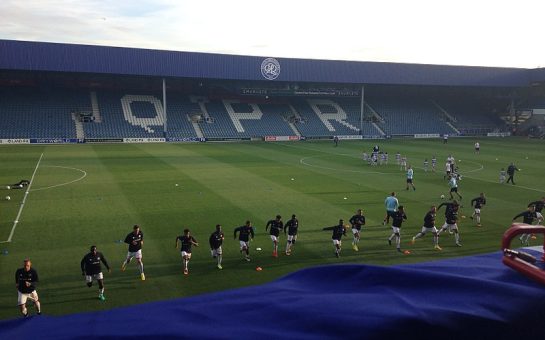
[0,137,543,319]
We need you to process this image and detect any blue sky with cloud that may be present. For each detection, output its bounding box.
[1,0,544,68]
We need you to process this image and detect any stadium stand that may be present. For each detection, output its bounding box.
[0,86,511,140]
[0,86,82,139]
[367,96,456,135]
[434,97,504,135]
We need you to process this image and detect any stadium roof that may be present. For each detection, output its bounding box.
[0,39,540,87]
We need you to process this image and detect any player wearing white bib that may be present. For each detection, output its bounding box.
[121,224,145,281]
[448,175,462,200]
[474,142,480,154]
[411,206,441,250]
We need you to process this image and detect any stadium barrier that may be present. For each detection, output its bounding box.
[0,139,30,144]
[264,136,301,142]
[123,138,166,143]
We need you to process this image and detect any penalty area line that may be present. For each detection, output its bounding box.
[0,152,43,244]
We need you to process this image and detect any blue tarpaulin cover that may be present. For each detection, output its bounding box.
[1,250,544,339]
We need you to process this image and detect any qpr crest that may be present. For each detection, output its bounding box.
[261,58,280,80]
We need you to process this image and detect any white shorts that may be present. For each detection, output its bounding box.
[211,247,223,257]
[181,251,192,259]
[421,226,438,234]
[287,234,297,242]
[126,249,142,260]
[17,290,39,306]
[332,239,342,246]
[352,228,361,235]
[239,241,249,249]
[474,208,481,215]
[270,235,278,242]
[85,272,104,283]
[441,223,458,231]
[391,226,400,234]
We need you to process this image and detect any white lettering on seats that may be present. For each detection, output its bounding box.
[121,95,164,133]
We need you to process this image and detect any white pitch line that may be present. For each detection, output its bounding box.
[1,152,43,243]
[30,166,87,192]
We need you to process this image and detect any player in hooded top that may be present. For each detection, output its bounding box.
[437,200,462,247]
[388,205,407,253]
[15,258,41,317]
[470,193,487,227]
[265,215,283,258]
[81,245,111,301]
[234,220,255,262]
[411,206,442,251]
[209,224,225,269]
[284,214,299,255]
[176,229,199,275]
[349,209,366,251]
[121,224,145,281]
[323,219,347,258]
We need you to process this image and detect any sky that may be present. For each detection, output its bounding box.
[1,0,544,69]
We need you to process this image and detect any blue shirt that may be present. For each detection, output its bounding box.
[385,196,399,212]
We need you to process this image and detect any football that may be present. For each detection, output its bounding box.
[6,185,10,190]
[5,196,10,201]
[440,194,445,199]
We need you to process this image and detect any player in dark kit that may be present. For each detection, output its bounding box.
[349,209,366,251]
[176,229,199,275]
[323,219,347,258]
[265,215,284,257]
[234,220,255,262]
[528,197,545,214]
[209,224,225,269]
[506,163,519,185]
[15,258,41,317]
[470,193,487,227]
[7,179,30,189]
[81,246,111,301]
[513,205,543,246]
[284,214,299,255]
[388,206,407,253]
[411,206,441,250]
[437,200,462,247]
[121,224,145,281]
